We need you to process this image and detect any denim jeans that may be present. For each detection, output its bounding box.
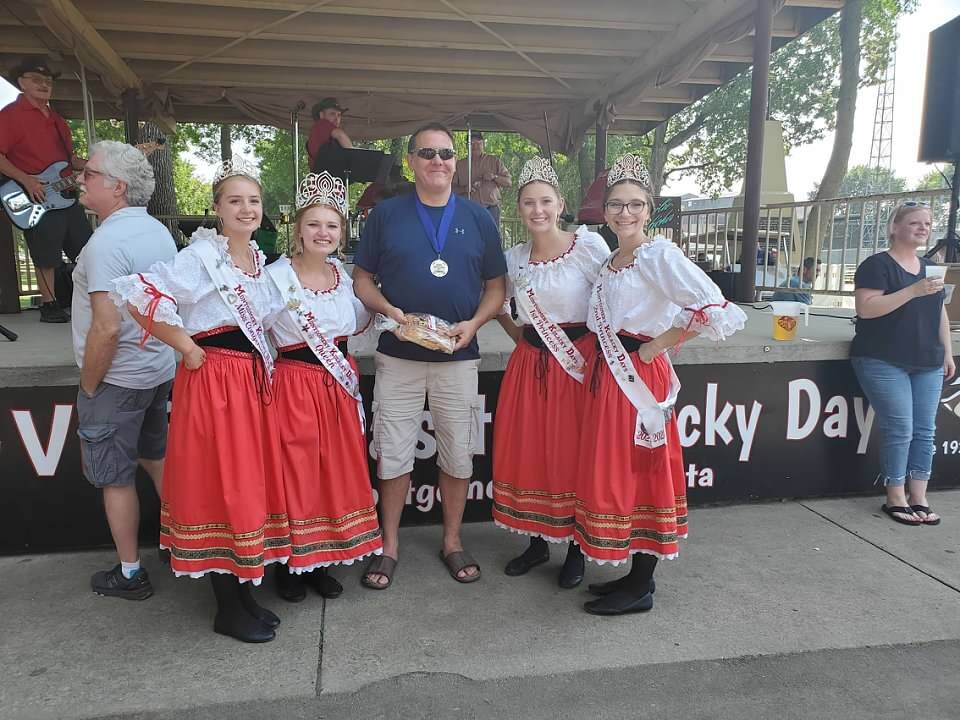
[851,356,943,487]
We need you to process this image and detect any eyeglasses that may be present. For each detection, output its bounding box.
[21,74,53,86]
[415,148,456,161]
[604,200,649,215]
[81,167,109,180]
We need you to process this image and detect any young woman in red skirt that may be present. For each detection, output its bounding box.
[267,172,382,603]
[114,158,287,642]
[493,157,609,588]
[576,154,747,616]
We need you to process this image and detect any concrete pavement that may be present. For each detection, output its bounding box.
[2,491,959,720]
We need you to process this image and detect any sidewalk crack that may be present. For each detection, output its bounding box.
[315,597,326,696]
[799,502,960,595]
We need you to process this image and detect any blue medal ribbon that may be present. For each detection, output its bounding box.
[415,192,456,264]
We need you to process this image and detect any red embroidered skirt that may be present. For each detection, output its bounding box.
[273,346,382,570]
[161,340,289,584]
[573,344,687,564]
[492,331,597,541]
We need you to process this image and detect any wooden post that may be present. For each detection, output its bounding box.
[0,219,21,314]
[594,111,608,179]
[736,0,773,303]
[122,89,140,145]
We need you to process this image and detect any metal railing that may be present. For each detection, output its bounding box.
[12,191,950,300]
[677,189,951,296]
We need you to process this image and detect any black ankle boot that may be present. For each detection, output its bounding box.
[587,576,657,597]
[504,537,550,576]
[275,566,307,603]
[558,542,584,589]
[210,574,275,643]
[238,580,281,628]
[307,568,343,599]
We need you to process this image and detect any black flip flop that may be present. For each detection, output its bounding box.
[881,504,922,526]
[910,504,942,526]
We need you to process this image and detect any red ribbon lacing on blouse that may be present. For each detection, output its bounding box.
[673,301,730,353]
[136,273,177,348]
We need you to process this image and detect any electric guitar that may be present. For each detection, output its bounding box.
[0,140,164,230]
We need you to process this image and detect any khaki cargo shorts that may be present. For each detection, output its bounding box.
[371,353,484,480]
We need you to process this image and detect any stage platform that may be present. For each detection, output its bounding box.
[0,304,866,388]
[3,305,960,554]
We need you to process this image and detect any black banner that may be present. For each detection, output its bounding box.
[3,359,960,553]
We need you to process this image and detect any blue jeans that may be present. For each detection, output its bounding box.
[851,356,943,487]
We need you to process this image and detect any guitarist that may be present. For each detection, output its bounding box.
[0,57,92,323]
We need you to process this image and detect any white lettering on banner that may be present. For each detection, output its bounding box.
[854,398,875,455]
[686,464,715,488]
[368,400,494,461]
[787,380,875,454]
[12,405,73,476]
[683,384,762,462]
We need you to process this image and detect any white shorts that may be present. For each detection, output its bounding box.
[372,352,483,480]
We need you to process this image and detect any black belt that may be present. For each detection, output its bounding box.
[522,324,589,349]
[596,333,649,354]
[195,328,254,352]
[279,342,348,365]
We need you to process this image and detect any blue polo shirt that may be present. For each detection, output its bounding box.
[355,192,506,361]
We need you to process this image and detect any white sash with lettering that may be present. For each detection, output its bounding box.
[192,230,275,378]
[513,250,587,383]
[591,265,680,448]
[270,257,365,433]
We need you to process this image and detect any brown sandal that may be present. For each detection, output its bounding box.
[439,550,481,583]
[361,555,398,590]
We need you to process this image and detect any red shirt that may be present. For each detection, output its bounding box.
[306,119,336,158]
[0,94,74,175]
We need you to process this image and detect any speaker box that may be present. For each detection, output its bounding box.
[919,15,960,163]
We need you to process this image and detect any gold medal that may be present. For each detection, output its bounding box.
[430,258,449,278]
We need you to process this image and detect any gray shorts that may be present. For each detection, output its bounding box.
[77,380,173,488]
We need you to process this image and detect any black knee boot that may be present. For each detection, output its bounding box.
[558,542,584,589]
[238,580,281,628]
[504,536,550,576]
[583,554,657,616]
[210,574,275,643]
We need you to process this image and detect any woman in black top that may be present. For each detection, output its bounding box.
[850,202,954,526]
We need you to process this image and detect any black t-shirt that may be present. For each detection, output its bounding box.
[850,252,944,368]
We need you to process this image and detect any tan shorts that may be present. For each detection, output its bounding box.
[372,352,483,480]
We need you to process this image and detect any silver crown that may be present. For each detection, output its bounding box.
[517,156,560,189]
[212,156,260,186]
[296,172,347,215]
[606,154,651,189]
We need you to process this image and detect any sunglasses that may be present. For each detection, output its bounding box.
[415,147,456,161]
[901,201,930,208]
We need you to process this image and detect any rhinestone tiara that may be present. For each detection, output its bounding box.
[606,154,651,189]
[296,171,347,215]
[517,156,560,189]
[212,156,260,187]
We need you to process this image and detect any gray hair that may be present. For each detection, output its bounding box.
[89,140,156,206]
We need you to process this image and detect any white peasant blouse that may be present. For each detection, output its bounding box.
[503,225,611,324]
[267,255,371,348]
[587,236,747,341]
[110,228,285,336]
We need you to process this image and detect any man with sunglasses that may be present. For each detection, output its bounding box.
[353,122,507,589]
[0,57,92,322]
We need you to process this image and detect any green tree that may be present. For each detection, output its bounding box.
[809,164,906,198]
[914,166,954,191]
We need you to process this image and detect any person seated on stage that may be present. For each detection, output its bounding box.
[356,165,413,211]
[0,56,91,322]
[307,97,353,174]
[772,257,820,305]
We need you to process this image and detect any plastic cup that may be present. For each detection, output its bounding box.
[926,265,947,281]
[945,284,955,304]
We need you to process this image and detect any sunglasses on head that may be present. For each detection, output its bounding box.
[415,147,456,161]
[902,200,930,208]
